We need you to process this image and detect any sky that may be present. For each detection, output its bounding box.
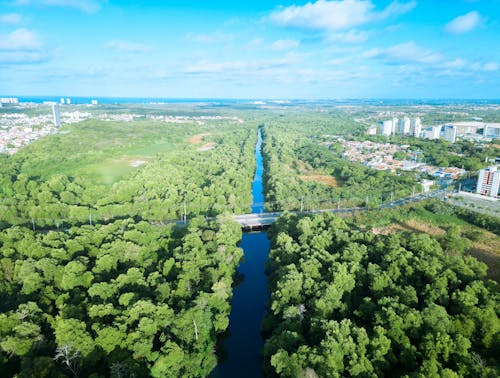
[0,0,499,99]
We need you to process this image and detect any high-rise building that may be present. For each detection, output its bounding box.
[420,126,441,140]
[432,125,442,139]
[477,166,500,197]
[382,120,393,136]
[399,117,411,135]
[52,103,61,127]
[60,98,65,104]
[484,124,500,138]
[443,125,457,143]
[0,97,19,104]
[411,117,422,137]
[66,98,71,105]
[392,117,399,135]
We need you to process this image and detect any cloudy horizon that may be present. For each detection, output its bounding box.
[1,0,499,99]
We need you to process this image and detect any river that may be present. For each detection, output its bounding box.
[211,129,270,377]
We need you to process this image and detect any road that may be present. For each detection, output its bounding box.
[232,189,449,228]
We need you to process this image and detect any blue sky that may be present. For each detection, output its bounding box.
[0,0,499,99]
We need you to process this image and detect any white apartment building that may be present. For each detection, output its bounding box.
[399,117,411,135]
[382,120,393,136]
[392,117,399,135]
[0,97,19,104]
[443,125,457,143]
[52,104,61,127]
[421,125,441,140]
[476,166,500,197]
[484,124,500,138]
[411,117,422,137]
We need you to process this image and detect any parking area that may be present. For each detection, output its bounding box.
[447,191,500,218]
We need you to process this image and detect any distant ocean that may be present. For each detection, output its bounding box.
[7,96,245,105]
[3,96,500,106]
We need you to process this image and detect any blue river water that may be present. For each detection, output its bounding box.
[211,129,270,377]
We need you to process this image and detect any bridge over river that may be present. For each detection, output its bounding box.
[231,189,449,230]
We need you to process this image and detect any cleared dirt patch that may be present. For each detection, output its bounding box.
[119,156,148,167]
[469,246,500,282]
[296,159,342,188]
[296,159,313,173]
[300,174,341,188]
[188,133,210,145]
[197,142,216,151]
[373,219,499,282]
[129,160,147,167]
[469,231,500,282]
[389,219,445,236]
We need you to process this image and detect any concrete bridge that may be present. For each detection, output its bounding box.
[232,189,449,230]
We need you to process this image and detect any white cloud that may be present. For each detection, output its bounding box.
[185,32,233,44]
[185,60,247,74]
[0,29,48,64]
[364,41,443,65]
[443,58,466,69]
[41,65,109,80]
[327,56,353,65]
[247,38,264,48]
[483,62,498,72]
[105,40,152,53]
[376,0,417,20]
[0,13,22,24]
[470,62,498,72]
[445,11,481,34]
[184,55,300,75]
[326,30,369,43]
[269,0,416,32]
[0,28,41,50]
[363,41,498,79]
[12,0,106,13]
[0,50,49,64]
[270,39,300,51]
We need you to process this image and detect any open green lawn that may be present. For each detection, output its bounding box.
[11,119,202,186]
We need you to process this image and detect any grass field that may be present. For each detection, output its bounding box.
[12,119,203,185]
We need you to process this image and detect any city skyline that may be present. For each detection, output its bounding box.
[1,0,500,99]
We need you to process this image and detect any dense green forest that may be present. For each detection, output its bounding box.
[0,115,258,376]
[0,216,242,377]
[1,104,499,377]
[263,212,499,377]
[0,119,257,228]
[261,118,416,210]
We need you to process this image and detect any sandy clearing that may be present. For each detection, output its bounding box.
[299,174,341,188]
[197,142,216,151]
[188,133,210,145]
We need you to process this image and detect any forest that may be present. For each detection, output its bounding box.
[0,216,243,377]
[1,104,499,377]
[0,118,257,228]
[263,212,499,377]
[0,114,257,376]
[261,118,416,211]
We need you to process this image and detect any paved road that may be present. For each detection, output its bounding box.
[232,189,449,228]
